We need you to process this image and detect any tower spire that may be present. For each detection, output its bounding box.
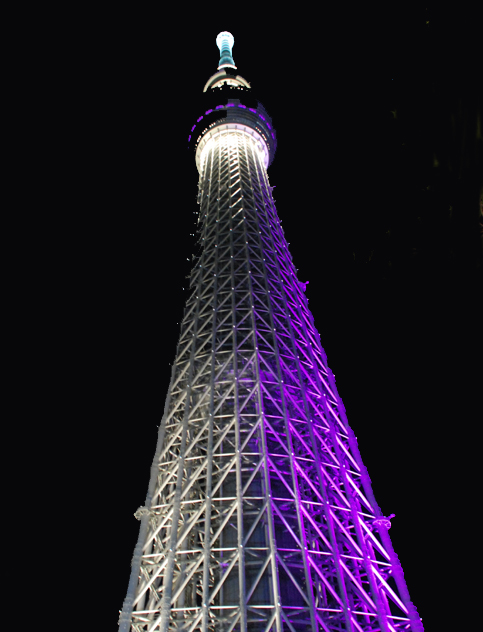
[216,31,236,70]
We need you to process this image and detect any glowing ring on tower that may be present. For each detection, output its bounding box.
[195,123,269,175]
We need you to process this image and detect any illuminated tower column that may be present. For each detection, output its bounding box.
[119,32,424,632]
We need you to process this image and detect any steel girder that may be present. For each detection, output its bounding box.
[119,127,423,632]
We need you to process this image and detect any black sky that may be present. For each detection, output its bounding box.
[64,8,481,631]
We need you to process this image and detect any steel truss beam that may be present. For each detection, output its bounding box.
[119,127,423,632]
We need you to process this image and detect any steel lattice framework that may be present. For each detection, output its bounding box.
[119,32,423,632]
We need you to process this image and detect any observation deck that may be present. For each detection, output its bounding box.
[187,32,277,170]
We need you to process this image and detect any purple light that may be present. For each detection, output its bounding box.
[189,102,277,165]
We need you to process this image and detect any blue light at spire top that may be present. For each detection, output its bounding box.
[216,31,236,70]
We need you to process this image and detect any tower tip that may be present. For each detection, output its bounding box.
[216,31,236,70]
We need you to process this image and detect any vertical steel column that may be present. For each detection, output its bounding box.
[242,132,283,632]
[228,132,248,631]
[200,141,216,632]
[246,141,317,631]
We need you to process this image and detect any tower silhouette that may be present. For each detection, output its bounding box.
[119,32,423,632]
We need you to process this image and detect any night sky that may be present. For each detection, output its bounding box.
[68,8,481,631]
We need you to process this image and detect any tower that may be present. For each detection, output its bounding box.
[119,32,423,632]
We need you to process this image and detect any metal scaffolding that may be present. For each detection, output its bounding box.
[119,33,423,632]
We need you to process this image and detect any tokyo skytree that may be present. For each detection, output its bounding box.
[118,31,424,632]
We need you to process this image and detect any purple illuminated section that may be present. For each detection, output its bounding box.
[188,102,276,151]
[248,194,422,630]
[231,192,423,629]
[185,160,423,629]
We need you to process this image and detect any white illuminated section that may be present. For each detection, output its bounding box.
[196,124,269,175]
[216,31,234,51]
